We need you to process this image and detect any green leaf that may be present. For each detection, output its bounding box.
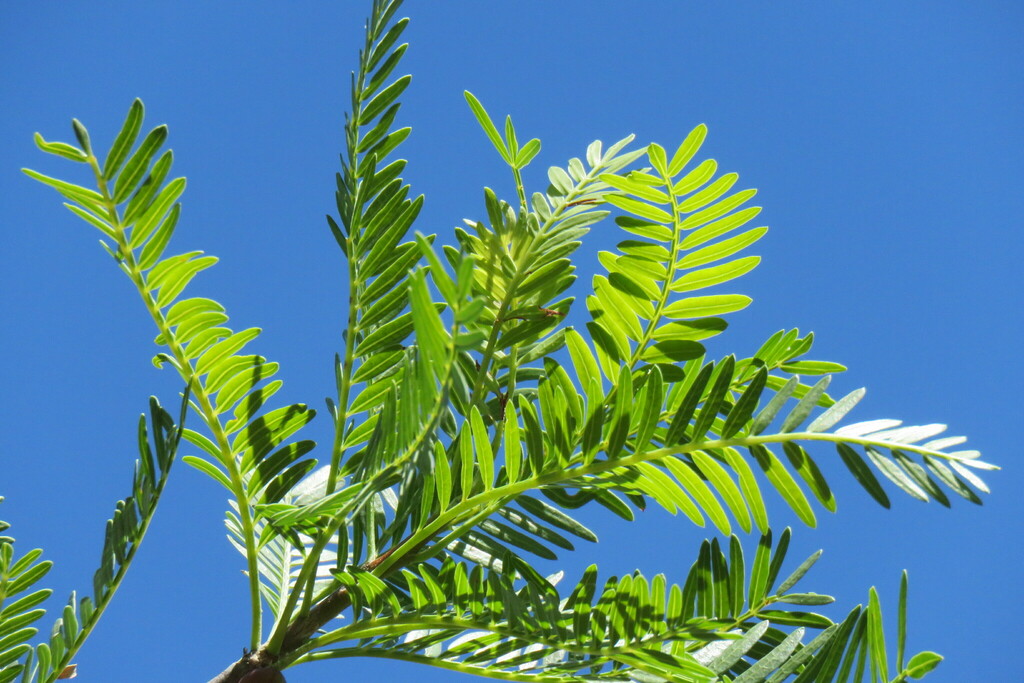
[672,158,717,196]
[113,125,168,203]
[721,367,767,438]
[72,118,93,155]
[897,570,909,672]
[724,447,769,533]
[837,443,891,508]
[503,115,519,158]
[681,188,758,232]
[671,255,760,293]
[668,124,708,176]
[691,356,735,441]
[678,172,738,213]
[515,138,541,167]
[503,403,523,483]
[182,456,233,491]
[360,74,411,124]
[366,17,409,72]
[464,91,511,164]
[122,150,173,224]
[682,205,761,248]
[64,203,117,239]
[780,360,847,375]
[653,318,728,342]
[708,619,769,675]
[922,455,982,504]
[775,549,822,595]
[234,403,315,466]
[893,451,949,506]
[692,451,751,533]
[732,627,805,683]
[600,173,670,204]
[606,365,633,457]
[152,255,218,308]
[776,592,834,606]
[354,311,415,357]
[664,294,751,319]
[662,457,729,533]
[103,99,145,179]
[22,169,105,210]
[665,361,713,444]
[517,495,597,543]
[617,215,673,242]
[433,440,452,512]
[906,651,943,678]
[806,387,865,433]
[194,327,261,375]
[641,339,705,364]
[647,142,669,176]
[867,587,889,682]
[865,447,928,502]
[363,43,408,98]
[565,328,601,403]
[605,194,673,224]
[751,445,816,527]
[783,442,835,512]
[780,375,831,432]
[33,133,87,162]
[470,405,494,490]
[129,177,186,247]
[137,204,180,269]
[680,226,768,269]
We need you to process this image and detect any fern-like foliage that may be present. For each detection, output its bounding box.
[21,1,995,682]
[269,530,939,683]
[0,396,185,683]
[25,97,317,651]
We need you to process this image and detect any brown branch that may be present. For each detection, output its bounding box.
[205,656,264,683]
[206,536,431,683]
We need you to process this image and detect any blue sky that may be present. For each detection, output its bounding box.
[1,2,1021,681]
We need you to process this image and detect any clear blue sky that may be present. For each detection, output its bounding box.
[1,2,1021,681]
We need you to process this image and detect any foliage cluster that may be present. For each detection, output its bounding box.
[0,2,994,682]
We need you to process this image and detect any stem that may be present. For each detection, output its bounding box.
[628,161,685,369]
[371,428,971,580]
[281,612,706,672]
[86,154,264,649]
[467,168,603,416]
[325,25,371,497]
[265,307,462,655]
[511,165,527,210]
[43,459,176,683]
[592,161,686,416]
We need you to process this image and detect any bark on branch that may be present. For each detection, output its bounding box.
[205,538,427,683]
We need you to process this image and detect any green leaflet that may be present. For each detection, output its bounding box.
[34,132,88,163]
[669,124,708,175]
[751,445,817,527]
[671,255,760,293]
[464,91,512,164]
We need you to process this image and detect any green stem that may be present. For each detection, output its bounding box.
[628,162,684,369]
[372,429,973,578]
[511,165,527,210]
[265,307,462,655]
[325,22,372,497]
[595,161,685,416]
[86,154,264,650]
[281,613,705,671]
[489,344,519,453]
[43,459,176,682]
[467,167,606,416]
